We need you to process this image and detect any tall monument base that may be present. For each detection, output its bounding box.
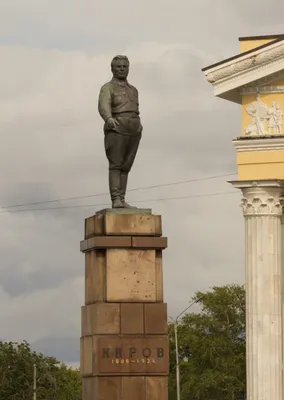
[80,208,169,399]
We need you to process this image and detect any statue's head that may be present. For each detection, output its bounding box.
[111,55,129,80]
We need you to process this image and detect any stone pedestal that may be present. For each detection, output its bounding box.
[231,181,284,400]
[80,208,169,400]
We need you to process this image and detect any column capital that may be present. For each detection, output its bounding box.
[229,180,284,216]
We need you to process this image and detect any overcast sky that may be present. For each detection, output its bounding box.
[0,0,283,365]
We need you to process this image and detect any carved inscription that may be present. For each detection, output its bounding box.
[95,336,169,376]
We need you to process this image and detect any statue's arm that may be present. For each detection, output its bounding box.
[132,85,139,106]
[246,106,254,116]
[98,85,112,121]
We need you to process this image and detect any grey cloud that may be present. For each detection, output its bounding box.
[0,0,278,52]
[33,337,80,364]
[0,182,57,208]
[229,0,284,26]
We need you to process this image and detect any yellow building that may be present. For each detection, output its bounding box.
[203,35,284,400]
[203,34,284,181]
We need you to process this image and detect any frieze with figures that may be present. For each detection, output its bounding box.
[244,94,283,136]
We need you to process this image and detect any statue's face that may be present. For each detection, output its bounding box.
[112,60,129,80]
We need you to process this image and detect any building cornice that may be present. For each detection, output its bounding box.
[229,179,284,189]
[238,34,284,42]
[233,137,284,152]
[202,39,284,104]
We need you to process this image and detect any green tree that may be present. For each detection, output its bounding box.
[169,284,245,400]
[0,341,81,400]
[54,363,82,400]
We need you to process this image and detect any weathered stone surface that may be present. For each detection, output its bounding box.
[85,249,164,303]
[80,336,93,376]
[104,214,158,236]
[132,236,167,249]
[80,236,132,252]
[106,249,156,302]
[81,303,120,336]
[82,376,168,400]
[85,250,105,304]
[121,303,144,334]
[144,303,168,334]
[146,377,168,400]
[155,250,164,302]
[85,210,163,238]
[85,214,104,238]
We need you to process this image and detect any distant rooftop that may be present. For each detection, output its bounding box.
[239,34,284,41]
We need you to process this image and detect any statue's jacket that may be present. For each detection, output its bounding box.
[98,78,142,135]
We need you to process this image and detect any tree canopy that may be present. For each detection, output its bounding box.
[168,284,246,400]
[0,284,245,400]
[0,341,81,400]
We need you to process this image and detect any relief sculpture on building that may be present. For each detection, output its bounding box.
[244,93,283,136]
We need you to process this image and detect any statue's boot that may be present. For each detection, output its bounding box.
[109,170,124,208]
[120,173,137,208]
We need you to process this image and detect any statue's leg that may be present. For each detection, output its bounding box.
[104,132,127,208]
[109,170,123,208]
[120,133,141,208]
[120,173,137,208]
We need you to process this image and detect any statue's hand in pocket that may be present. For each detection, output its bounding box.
[106,117,118,130]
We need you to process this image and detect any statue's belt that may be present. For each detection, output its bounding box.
[113,112,139,118]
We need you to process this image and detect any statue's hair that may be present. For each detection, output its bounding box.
[111,55,130,69]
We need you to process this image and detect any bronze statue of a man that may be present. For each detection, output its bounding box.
[98,55,142,208]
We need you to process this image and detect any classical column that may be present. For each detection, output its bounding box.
[233,182,283,400]
[281,213,284,397]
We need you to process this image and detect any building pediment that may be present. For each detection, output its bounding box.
[202,38,284,104]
